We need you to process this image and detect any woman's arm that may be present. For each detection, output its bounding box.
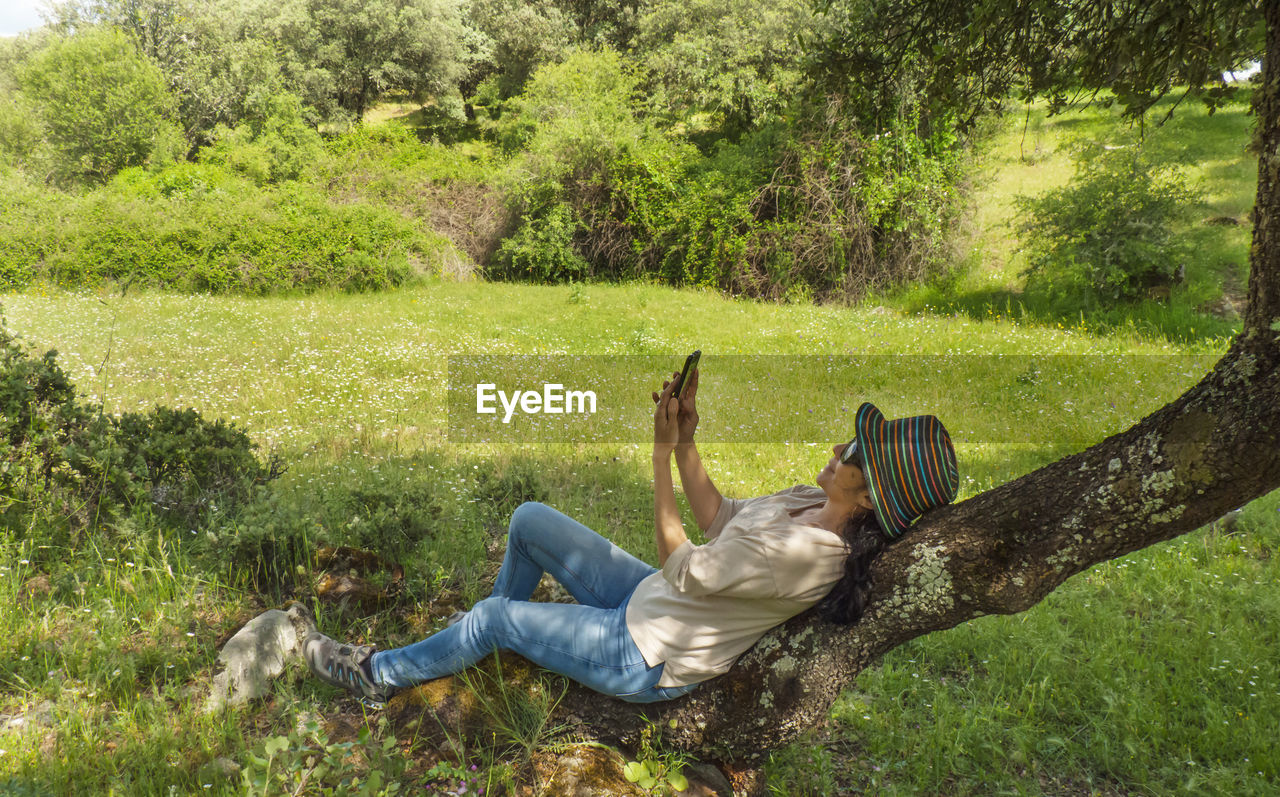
[674,443,723,533]
[653,450,688,566]
[653,376,689,566]
[652,368,723,532]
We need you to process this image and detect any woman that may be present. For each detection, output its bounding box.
[304,369,959,707]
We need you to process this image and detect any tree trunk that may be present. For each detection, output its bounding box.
[390,5,1280,792]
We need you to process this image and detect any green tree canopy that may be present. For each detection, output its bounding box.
[250,0,478,123]
[463,0,575,101]
[634,0,819,132]
[18,26,183,184]
[45,0,292,143]
[810,0,1265,130]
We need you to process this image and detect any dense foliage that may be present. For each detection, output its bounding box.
[0,0,1257,301]
[485,51,963,299]
[1017,143,1202,304]
[0,312,283,556]
[12,27,183,185]
[0,164,443,294]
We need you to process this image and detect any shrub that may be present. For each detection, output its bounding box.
[0,313,283,556]
[0,167,443,294]
[0,92,47,173]
[333,476,447,563]
[492,202,589,281]
[198,92,325,184]
[1016,142,1202,303]
[485,48,704,283]
[487,54,965,301]
[17,27,186,185]
[735,101,965,301]
[196,486,319,590]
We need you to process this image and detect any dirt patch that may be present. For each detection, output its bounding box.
[1199,269,1248,319]
[326,174,513,274]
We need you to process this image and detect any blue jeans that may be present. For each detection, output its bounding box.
[369,502,700,703]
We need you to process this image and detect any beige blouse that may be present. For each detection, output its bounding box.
[624,485,849,687]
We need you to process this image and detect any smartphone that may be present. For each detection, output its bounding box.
[672,350,701,400]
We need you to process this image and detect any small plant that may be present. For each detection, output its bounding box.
[622,718,690,795]
[1016,141,1202,303]
[491,202,590,283]
[456,657,568,766]
[472,461,550,530]
[241,717,405,796]
[422,760,486,795]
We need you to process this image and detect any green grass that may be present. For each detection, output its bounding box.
[889,90,1257,345]
[1,277,1276,794]
[770,495,1280,796]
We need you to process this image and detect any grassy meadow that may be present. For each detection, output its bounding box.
[2,95,1279,796]
[894,91,1257,345]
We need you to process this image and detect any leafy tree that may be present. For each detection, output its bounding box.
[17,26,184,184]
[808,0,1265,130]
[383,3,1280,793]
[633,0,818,132]
[198,92,325,184]
[45,0,303,142]
[1017,142,1202,304]
[552,0,642,49]
[252,0,478,123]
[463,0,575,102]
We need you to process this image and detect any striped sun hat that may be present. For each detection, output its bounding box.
[849,402,959,539]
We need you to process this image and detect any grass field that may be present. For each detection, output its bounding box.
[1,93,1278,796]
[892,91,1256,345]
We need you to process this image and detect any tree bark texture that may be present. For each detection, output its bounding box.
[390,3,1280,789]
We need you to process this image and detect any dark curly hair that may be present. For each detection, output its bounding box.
[816,510,888,625]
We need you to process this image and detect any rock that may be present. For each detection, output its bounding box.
[531,744,646,796]
[0,699,55,733]
[204,603,315,713]
[683,762,734,796]
[198,756,242,784]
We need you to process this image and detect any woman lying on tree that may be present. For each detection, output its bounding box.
[304,368,959,708]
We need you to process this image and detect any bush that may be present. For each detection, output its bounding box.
[734,101,964,300]
[0,92,47,173]
[487,53,965,301]
[17,27,186,185]
[195,486,319,590]
[333,476,448,563]
[1016,142,1202,303]
[198,92,325,184]
[485,48,705,283]
[0,313,283,556]
[0,166,442,294]
[492,202,589,282]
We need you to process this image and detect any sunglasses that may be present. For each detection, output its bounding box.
[839,438,859,464]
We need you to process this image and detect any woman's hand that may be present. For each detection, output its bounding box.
[652,371,681,456]
[651,368,699,445]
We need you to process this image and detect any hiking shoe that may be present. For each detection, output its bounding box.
[303,631,396,709]
[445,610,468,627]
